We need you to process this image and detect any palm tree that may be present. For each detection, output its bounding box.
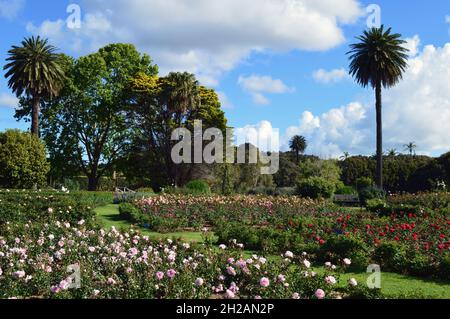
[404,142,417,156]
[387,149,398,157]
[4,36,65,137]
[166,72,201,125]
[340,152,350,161]
[347,26,408,189]
[289,135,307,164]
[164,72,201,186]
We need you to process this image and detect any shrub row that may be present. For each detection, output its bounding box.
[215,223,450,281]
[0,190,113,231]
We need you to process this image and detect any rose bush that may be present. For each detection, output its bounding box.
[0,220,370,299]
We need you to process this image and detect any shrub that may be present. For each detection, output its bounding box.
[0,190,98,229]
[247,187,276,196]
[356,177,374,191]
[439,253,450,281]
[318,235,370,271]
[296,177,336,199]
[366,199,389,214]
[405,249,436,278]
[62,178,81,191]
[0,130,50,189]
[119,203,144,223]
[136,187,154,193]
[185,180,211,194]
[335,185,357,195]
[359,186,386,206]
[388,192,450,211]
[247,187,297,196]
[373,241,407,272]
[273,187,297,196]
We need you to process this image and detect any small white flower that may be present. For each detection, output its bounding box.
[325,276,337,285]
[349,278,358,287]
[195,278,204,286]
[284,251,294,258]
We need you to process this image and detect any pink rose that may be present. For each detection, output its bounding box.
[156,271,164,280]
[225,289,235,299]
[315,289,326,299]
[260,277,270,288]
[195,278,204,286]
[167,269,176,279]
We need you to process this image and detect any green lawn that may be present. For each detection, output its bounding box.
[95,204,205,243]
[315,267,450,299]
[95,204,450,299]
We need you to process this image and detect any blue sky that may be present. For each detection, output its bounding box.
[0,0,449,157]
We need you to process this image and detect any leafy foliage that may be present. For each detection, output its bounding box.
[0,130,49,188]
[296,177,336,199]
[4,36,66,136]
[16,44,158,190]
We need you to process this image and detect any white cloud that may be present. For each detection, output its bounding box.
[238,75,295,105]
[284,102,371,157]
[403,35,421,57]
[0,0,24,20]
[26,0,363,85]
[217,91,234,110]
[283,42,450,157]
[312,68,349,83]
[234,121,280,153]
[383,43,450,154]
[0,93,18,109]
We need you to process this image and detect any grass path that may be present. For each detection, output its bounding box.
[94,204,450,299]
[316,268,450,299]
[95,204,204,242]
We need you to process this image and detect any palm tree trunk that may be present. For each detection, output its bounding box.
[375,82,383,189]
[31,96,40,137]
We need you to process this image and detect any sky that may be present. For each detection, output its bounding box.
[0,0,449,158]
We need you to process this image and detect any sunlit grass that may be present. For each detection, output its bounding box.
[95,203,450,299]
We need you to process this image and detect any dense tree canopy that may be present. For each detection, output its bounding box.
[0,130,49,188]
[16,43,158,190]
[121,71,228,190]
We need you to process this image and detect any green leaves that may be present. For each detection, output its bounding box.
[0,130,49,188]
[347,25,409,89]
[4,36,66,98]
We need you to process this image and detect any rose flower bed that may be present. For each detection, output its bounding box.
[130,195,449,280]
[129,195,331,232]
[0,220,373,299]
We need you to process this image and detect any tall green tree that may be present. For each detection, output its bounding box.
[289,135,307,164]
[16,44,158,190]
[387,149,398,157]
[125,72,227,189]
[347,26,408,189]
[4,36,65,137]
[404,142,417,156]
